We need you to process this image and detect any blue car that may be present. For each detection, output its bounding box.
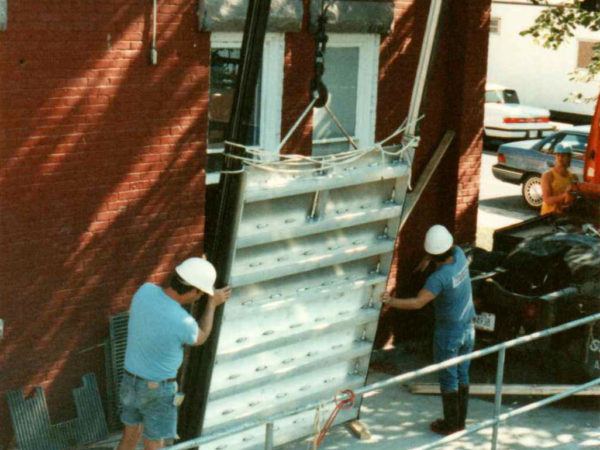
[491,126,589,209]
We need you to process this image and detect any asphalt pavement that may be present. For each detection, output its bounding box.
[476,149,536,250]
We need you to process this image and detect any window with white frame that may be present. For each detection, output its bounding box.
[207,33,284,185]
[312,34,380,156]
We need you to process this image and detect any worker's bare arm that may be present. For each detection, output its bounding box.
[381,288,435,310]
[193,286,232,346]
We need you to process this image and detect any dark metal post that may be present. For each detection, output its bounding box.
[178,0,272,440]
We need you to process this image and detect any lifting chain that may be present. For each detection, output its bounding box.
[310,0,330,107]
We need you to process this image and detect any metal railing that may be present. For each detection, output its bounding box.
[166,311,600,450]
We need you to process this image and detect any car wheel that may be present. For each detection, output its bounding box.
[522,175,543,209]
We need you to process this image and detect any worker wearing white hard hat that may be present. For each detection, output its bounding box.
[541,142,578,215]
[118,257,231,450]
[382,225,475,436]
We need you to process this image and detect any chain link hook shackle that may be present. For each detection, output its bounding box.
[310,0,330,108]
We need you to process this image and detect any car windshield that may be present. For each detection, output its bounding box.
[502,89,519,104]
[555,133,589,159]
[485,90,503,103]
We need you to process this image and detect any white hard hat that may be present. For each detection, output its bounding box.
[424,225,454,255]
[175,257,216,295]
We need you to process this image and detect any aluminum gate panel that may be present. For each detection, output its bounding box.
[203,152,409,448]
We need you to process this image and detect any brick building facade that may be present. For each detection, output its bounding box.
[0,0,490,445]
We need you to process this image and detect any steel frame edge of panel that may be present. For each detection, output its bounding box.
[201,156,410,447]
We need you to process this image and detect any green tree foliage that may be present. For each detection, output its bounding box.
[520,1,600,102]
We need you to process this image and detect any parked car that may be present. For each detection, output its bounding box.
[484,83,556,142]
[492,125,589,208]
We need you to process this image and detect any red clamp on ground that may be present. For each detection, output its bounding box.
[314,389,356,448]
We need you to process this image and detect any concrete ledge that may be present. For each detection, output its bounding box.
[199,0,303,32]
[309,0,394,34]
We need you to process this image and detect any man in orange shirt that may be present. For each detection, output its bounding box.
[540,143,578,215]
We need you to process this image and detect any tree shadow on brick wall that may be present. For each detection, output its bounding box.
[0,1,214,443]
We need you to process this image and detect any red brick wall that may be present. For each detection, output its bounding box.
[374,0,491,346]
[0,1,210,444]
[0,0,489,445]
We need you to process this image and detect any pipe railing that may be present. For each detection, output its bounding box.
[166,310,600,450]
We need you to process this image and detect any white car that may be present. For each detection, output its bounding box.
[484,83,556,142]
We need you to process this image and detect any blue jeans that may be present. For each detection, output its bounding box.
[433,324,475,393]
[120,373,178,440]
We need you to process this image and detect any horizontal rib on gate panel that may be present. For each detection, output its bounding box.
[243,156,409,203]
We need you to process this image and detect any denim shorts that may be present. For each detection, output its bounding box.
[119,372,178,440]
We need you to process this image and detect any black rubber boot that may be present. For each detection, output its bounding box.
[430,391,460,435]
[458,385,469,429]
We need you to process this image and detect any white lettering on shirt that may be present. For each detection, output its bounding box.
[452,264,469,288]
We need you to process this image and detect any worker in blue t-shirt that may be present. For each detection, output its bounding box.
[382,224,475,436]
[118,257,232,450]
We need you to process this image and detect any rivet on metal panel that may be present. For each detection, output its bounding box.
[321,280,333,286]
[331,343,343,350]
[360,204,369,210]
[306,351,318,357]
[276,393,288,399]
[323,377,336,384]
[327,245,340,251]
[236,337,248,343]
[282,358,295,364]
[216,445,227,450]
[297,287,308,292]
[256,223,269,229]
[262,330,275,336]
[336,208,349,214]
[256,365,268,372]
[284,218,296,224]
[228,374,241,380]
[299,385,310,392]
[248,401,261,407]
[290,323,302,329]
[314,317,326,322]
[241,300,254,306]
[352,240,364,245]
[249,262,263,268]
[302,250,313,256]
[270,293,283,299]
[243,436,254,442]
[221,409,235,415]
[338,310,350,316]
[277,256,288,262]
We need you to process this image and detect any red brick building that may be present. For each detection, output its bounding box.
[0,0,490,445]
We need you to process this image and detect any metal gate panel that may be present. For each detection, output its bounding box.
[202,151,410,447]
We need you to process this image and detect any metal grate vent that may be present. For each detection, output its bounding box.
[6,374,109,450]
[105,312,129,430]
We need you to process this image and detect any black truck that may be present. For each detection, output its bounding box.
[468,212,600,380]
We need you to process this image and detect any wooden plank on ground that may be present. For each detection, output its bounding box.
[346,420,372,440]
[410,383,600,396]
